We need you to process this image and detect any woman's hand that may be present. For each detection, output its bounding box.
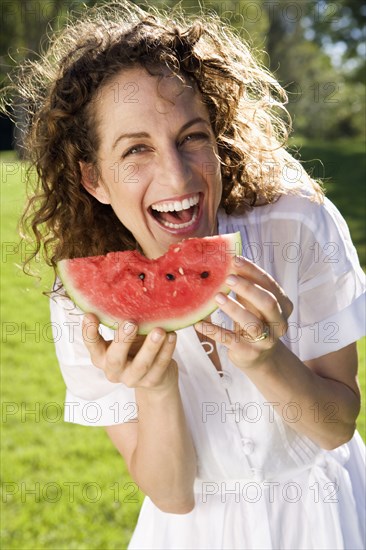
[196,256,360,448]
[195,255,293,370]
[82,314,178,390]
[84,317,197,511]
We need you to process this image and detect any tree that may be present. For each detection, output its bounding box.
[0,0,99,151]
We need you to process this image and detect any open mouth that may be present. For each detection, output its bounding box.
[149,192,201,231]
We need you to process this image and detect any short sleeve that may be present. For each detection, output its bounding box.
[50,292,137,427]
[295,197,366,360]
[218,194,365,362]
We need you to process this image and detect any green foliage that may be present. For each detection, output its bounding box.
[0,0,99,89]
[1,0,364,141]
[309,0,366,79]
[257,0,365,139]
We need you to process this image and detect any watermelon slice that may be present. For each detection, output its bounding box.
[57,232,242,334]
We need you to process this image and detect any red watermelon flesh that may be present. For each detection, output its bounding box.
[57,232,242,334]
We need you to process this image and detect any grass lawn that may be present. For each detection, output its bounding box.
[1,143,365,549]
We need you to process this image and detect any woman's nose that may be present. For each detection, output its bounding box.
[157,147,192,191]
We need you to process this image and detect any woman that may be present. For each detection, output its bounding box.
[7,1,365,548]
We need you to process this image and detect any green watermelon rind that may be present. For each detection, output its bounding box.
[57,232,242,334]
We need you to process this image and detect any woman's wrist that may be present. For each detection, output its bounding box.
[231,338,282,373]
[135,360,179,397]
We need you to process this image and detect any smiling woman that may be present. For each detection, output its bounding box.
[3,1,366,549]
[4,0,320,267]
[79,67,222,258]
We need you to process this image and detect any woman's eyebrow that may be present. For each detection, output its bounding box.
[112,117,210,150]
[112,131,149,150]
[179,117,211,134]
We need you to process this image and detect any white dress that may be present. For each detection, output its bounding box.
[51,193,366,550]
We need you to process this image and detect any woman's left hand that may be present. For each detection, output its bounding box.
[195,255,294,370]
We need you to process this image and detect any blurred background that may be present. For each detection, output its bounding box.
[1,1,365,548]
[1,0,365,145]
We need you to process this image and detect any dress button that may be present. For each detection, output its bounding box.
[241,437,255,455]
[219,371,232,389]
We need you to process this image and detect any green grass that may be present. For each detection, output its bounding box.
[1,144,365,549]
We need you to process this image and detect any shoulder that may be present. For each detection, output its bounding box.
[219,192,353,248]
[219,191,364,286]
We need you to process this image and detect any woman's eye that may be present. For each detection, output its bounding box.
[122,144,148,158]
[181,132,210,145]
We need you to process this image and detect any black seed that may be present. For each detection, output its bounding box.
[139,273,145,280]
[166,273,175,281]
[200,271,210,279]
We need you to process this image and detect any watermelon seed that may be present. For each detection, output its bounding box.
[200,271,210,278]
[174,247,181,253]
[166,273,175,281]
[142,287,148,293]
[178,267,184,275]
[173,290,177,297]
[139,273,145,280]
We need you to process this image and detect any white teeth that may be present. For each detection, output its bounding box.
[151,193,199,212]
[159,208,198,229]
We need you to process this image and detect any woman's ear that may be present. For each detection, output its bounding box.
[79,162,110,205]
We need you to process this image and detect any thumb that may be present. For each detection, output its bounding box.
[82,313,106,366]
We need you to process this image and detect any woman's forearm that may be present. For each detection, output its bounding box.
[82,321,196,512]
[241,341,360,450]
[130,383,197,513]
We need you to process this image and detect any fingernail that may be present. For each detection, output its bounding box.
[123,322,136,335]
[167,332,176,343]
[215,293,227,305]
[151,330,163,343]
[226,275,238,286]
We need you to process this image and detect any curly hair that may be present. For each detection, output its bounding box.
[3,0,323,274]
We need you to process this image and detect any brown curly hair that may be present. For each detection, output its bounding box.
[3,0,323,275]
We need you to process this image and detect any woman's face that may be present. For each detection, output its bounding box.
[85,67,222,259]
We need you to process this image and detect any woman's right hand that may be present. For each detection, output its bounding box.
[82,313,178,391]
